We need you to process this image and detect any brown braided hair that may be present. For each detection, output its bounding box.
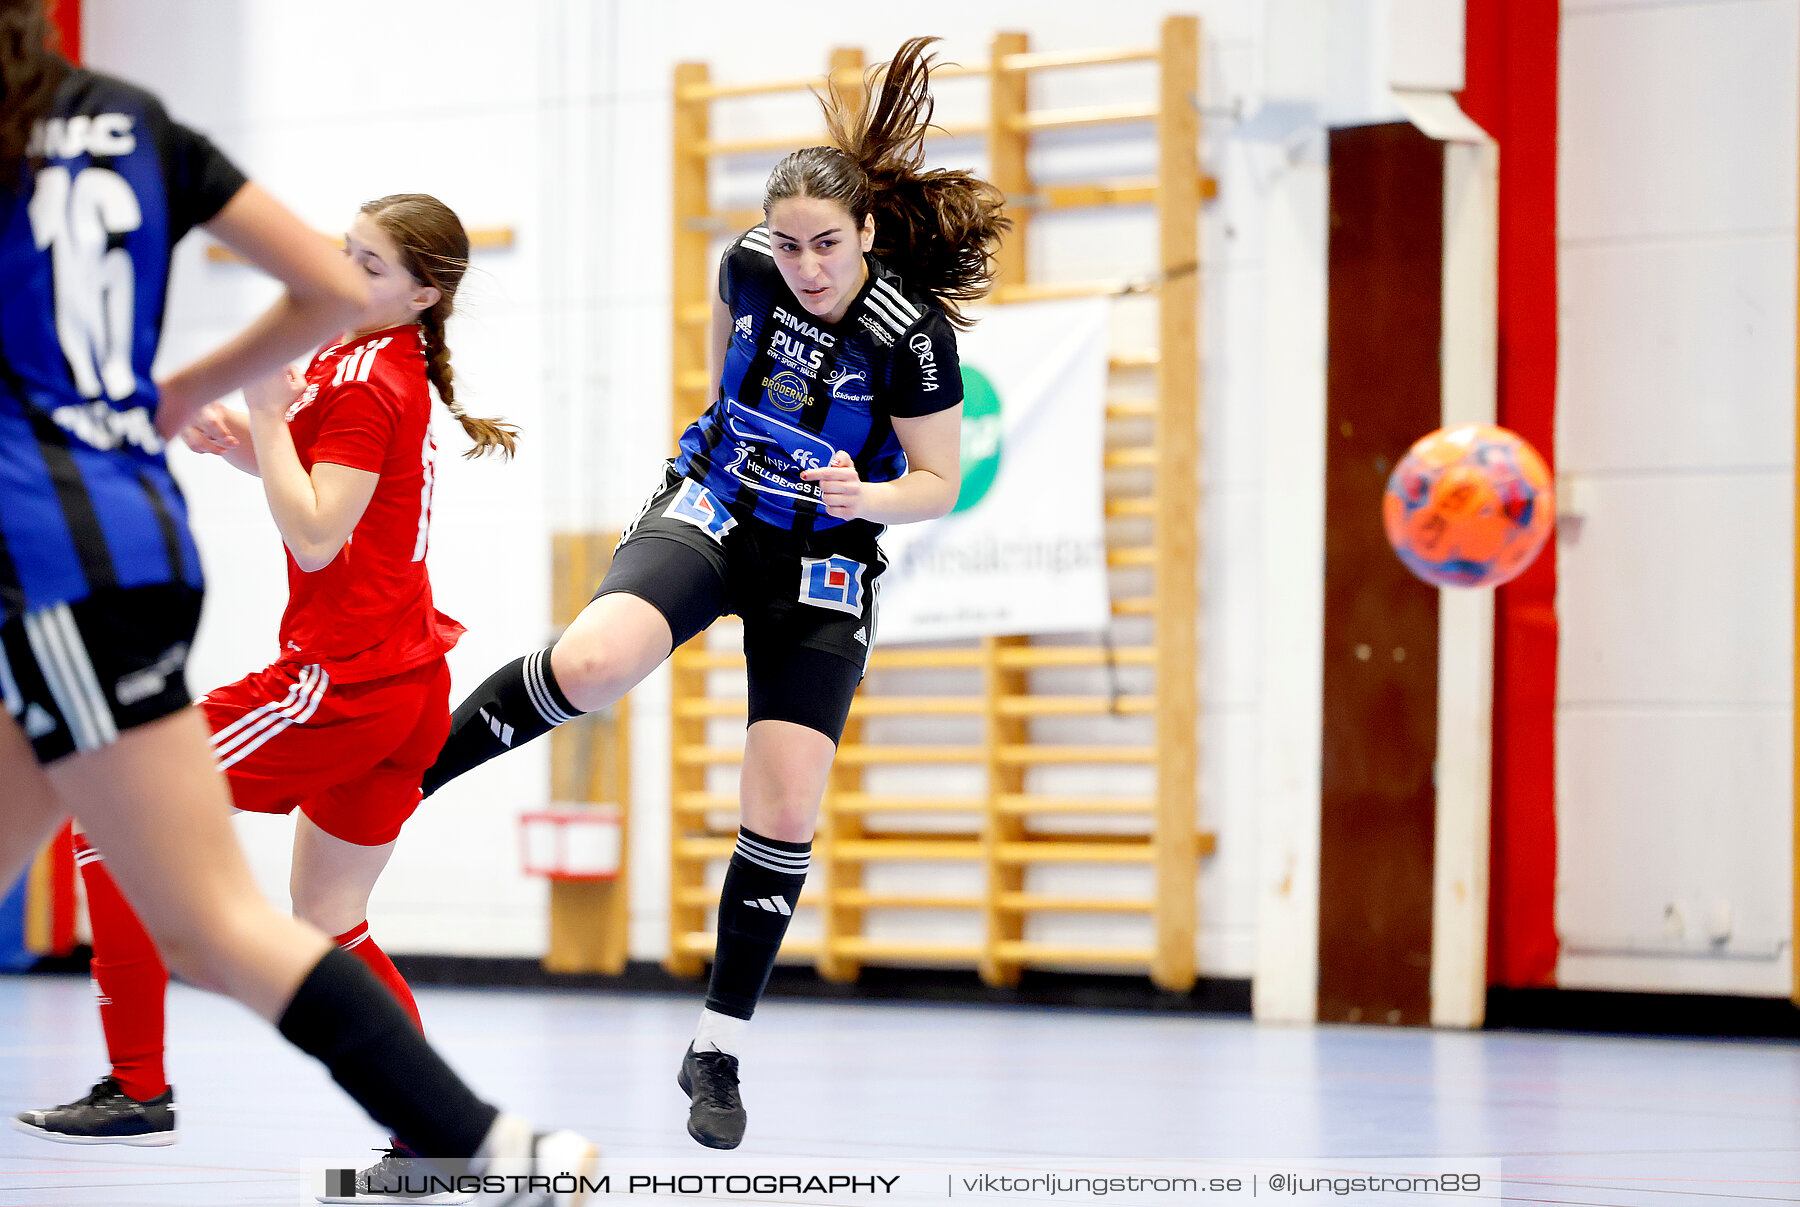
[763,36,1009,330]
[0,0,69,190]
[359,193,518,460]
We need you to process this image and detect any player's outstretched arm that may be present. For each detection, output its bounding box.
[241,367,379,571]
[181,402,261,476]
[155,184,368,436]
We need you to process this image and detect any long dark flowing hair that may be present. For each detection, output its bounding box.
[0,0,68,189]
[763,37,1009,329]
[360,193,519,460]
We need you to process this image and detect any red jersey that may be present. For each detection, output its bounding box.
[276,324,464,682]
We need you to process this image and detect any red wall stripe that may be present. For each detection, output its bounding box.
[49,0,79,64]
[1460,0,1562,988]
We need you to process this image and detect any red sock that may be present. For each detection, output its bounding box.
[75,837,169,1102]
[334,921,423,1033]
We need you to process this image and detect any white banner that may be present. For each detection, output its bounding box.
[877,298,1111,645]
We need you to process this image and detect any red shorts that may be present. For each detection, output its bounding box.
[199,656,452,846]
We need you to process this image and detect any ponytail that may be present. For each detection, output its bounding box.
[361,193,518,460]
[417,300,518,460]
[0,0,68,189]
[764,36,1009,328]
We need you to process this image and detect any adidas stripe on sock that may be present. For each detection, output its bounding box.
[704,827,811,1021]
[422,648,581,797]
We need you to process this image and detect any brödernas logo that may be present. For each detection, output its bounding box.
[953,365,1001,515]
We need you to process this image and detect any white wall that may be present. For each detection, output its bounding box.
[84,0,1404,975]
[1556,0,1799,994]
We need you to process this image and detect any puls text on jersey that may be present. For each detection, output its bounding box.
[769,306,834,372]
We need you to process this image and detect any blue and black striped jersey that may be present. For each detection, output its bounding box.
[0,67,246,619]
[672,225,963,538]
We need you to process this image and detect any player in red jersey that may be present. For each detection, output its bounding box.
[17,193,522,1200]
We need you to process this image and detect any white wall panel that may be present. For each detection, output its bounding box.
[239,2,544,128]
[1560,237,1797,473]
[1389,0,1465,91]
[1559,473,1792,705]
[1557,0,1799,994]
[1557,709,1791,995]
[1206,262,1267,493]
[81,1,248,134]
[1252,0,1331,1022]
[1203,484,1265,708]
[1563,0,1772,13]
[1561,0,1798,242]
[1198,708,1262,972]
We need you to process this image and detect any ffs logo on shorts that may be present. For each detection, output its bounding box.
[664,479,737,543]
[798,555,866,616]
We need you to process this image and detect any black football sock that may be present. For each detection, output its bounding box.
[704,828,811,1021]
[277,947,497,1163]
[421,648,581,797]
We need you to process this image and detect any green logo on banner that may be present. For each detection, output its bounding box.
[954,365,1002,514]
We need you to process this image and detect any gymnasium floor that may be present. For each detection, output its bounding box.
[0,974,1795,1205]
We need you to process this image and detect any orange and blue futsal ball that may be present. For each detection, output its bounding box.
[1382,423,1554,588]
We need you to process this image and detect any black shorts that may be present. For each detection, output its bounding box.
[595,466,883,742]
[1,583,202,765]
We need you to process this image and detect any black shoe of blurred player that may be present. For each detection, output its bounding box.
[677,1043,746,1149]
[316,1141,473,1204]
[11,1075,176,1146]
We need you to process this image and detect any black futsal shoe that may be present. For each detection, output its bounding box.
[10,1075,177,1146]
[677,1043,747,1149]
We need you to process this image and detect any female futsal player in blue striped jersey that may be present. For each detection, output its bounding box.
[0,3,593,1201]
[418,36,1009,1150]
